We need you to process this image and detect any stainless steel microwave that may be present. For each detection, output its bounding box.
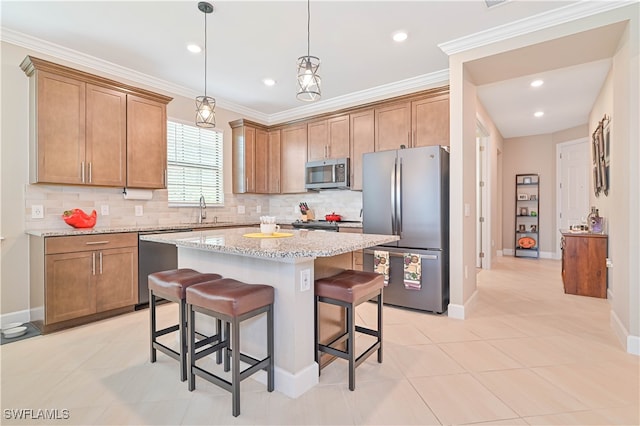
[305,158,350,190]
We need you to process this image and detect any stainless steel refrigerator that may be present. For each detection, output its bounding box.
[362,145,449,313]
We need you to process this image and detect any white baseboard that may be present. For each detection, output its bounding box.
[252,362,319,398]
[610,309,640,356]
[447,289,479,320]
[1,309,30,327]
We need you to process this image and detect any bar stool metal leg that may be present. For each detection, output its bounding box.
[231,317,241,417]
[149,289,157,363]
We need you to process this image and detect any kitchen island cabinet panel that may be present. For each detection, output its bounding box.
[561,232,608,298]
[126,95,167,189]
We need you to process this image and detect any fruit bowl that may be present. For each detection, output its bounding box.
[62,209,97,228]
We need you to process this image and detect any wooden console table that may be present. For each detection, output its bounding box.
[561,232,608,298]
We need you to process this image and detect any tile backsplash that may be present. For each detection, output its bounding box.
[24,184,363,230]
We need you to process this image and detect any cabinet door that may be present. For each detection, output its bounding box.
[45,251,96,324]
[412,95,449,147]
[281,124,308,194]
[254,128,269,194]
[327,115,350,159]
[126,95,167,188]
[86,84,126,186]
[375,102,410,152]
[35,71,86,184]
[350,109,374,191]
[268,129,281,193]
[244,126,257,193]
[96,246,138,312]
[307,119,328,161]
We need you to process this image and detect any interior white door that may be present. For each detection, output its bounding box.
[558,139,590,249]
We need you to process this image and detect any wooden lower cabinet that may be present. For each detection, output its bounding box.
[31,232,138,333]
[561,233,608,298]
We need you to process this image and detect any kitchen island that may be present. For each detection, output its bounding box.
[140,227,398,398]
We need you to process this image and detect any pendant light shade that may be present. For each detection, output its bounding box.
[195,1,215,128]
[297,0,321,102]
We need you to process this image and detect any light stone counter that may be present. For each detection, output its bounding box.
[140,226,390,262]
[25,221,259,237]
[141,227,397,399]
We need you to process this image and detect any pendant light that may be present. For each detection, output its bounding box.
[195,1,216,128]
[296,0,321,101]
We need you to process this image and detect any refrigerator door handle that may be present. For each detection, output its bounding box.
[390,158,397,234]
[397,158,403,236]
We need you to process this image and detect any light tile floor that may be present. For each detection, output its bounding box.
[1,256,638,425]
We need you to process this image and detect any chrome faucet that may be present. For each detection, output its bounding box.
[198,195,207,223]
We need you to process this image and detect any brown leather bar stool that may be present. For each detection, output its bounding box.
[148,268,222,382]
[186,278,274,417]
[315,269,384,391]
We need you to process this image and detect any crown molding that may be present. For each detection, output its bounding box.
[1,28,270,122]
[267,69,450,125]
[1,27,446,124]
[438,0,634,56]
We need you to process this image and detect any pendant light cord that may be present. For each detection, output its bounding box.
[307,0,310,58]
[204,10,208,96]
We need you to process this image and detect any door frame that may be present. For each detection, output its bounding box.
[555,137,590,259]
[476,119,491,269]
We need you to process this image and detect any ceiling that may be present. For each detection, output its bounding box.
[0,1,631,137]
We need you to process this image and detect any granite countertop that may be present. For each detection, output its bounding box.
[25,221,259,237]
[140,227,398,261]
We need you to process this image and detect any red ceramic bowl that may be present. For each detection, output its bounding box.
[325,213,342,222]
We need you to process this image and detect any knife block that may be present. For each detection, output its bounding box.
[301,210,314,221]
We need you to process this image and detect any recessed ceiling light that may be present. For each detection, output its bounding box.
[392,31,408,42]
[534,111,544,118]
[263,78,276,87]
[187,44,201,53]
[530,79,544,87]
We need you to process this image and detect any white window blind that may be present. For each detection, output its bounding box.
[167,121,223,206]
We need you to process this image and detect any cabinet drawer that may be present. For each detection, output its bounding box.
[46,233,137,254]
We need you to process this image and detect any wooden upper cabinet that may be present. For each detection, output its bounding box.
[375,101,410,152]
[308,115,350,161]
[254,128,269,194]
[280,123,308,194]
[268,129,281,194]
[327,115,350,159]
[126,95,167,189]
[21,56,172,189]
[412,94,450,147]
[34,71,86,185]
[86,84,126,186]
[350,109,375,191]
[307,119,328,161]
[231,119,274,194]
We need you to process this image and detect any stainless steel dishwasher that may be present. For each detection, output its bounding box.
[137,229,192,308]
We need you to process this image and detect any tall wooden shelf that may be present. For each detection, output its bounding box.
[514,173,539,258]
